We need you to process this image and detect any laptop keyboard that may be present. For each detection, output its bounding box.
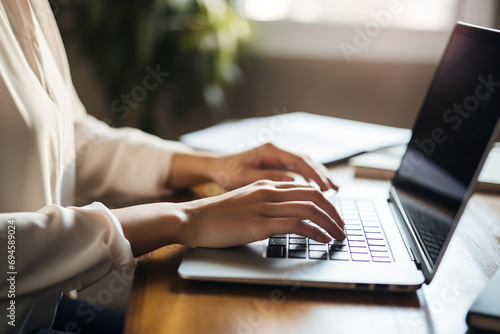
[403,204,447,263]
[266,199,392,263]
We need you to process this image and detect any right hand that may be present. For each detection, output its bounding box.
[178,180,346,248]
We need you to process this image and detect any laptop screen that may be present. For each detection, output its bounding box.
[392,23,500,266]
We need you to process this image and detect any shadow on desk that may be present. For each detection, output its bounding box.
[171,276,421,307]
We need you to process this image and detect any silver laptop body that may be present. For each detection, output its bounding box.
[178,22,500,291]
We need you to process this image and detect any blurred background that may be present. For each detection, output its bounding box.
[54,0,500,141]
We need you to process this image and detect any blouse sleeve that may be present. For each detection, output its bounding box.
[0,202,135,298]
[74,114,193,203]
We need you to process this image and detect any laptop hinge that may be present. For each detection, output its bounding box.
[407,246,422,270]
[388,188,433,282]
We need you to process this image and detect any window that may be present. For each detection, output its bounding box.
[239,0,459,31]
[234,0,498,62]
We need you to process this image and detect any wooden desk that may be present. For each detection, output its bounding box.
[125,166,500,334]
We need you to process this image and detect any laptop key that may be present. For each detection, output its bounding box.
[309,244,327,251]
[344,219,362,224]
[348,240,367,247]
[347,235,365,242]
[269,238,287,246]
[367,239,386,246]
[330,251,350,261]
[329,245,348,252]
[309,239,328,245]
[267,246,286,258]
[350,243,368,249]
[351,253,371,262]
[371,252,390,258]
[372,256,392,263]
[309,251,328,260]
[346,227,363,232]
[365,233,384,240]
[289,250,307,259]
[361,220,380,227]
[369,245,388,252]
[360,214,378,221]
[350,247,369,254]
[363,226,382,234]
[358,206,375,213]
[330,239,347,246]
[289,244,306,251]
[289,238,307,245]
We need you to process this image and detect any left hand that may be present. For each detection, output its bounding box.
[209,142,339,191]
[167,142,339,192]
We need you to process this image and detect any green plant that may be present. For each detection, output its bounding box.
[66,0,252,133]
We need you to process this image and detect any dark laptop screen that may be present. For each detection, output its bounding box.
[392,23,500,265]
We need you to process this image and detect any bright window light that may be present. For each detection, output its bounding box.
[240,0,459,31]
[243,0,292,22]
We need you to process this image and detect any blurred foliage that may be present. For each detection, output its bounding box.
[65,0,252,133]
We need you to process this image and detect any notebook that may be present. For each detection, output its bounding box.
[178,22,500,291]
[350,143,500,193]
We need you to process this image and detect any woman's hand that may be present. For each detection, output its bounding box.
[168,142,339,192]
[177,180,345,248]
[208,142,338,191]
[116,180,345,256]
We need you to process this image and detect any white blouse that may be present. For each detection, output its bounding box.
[0,1,191,333]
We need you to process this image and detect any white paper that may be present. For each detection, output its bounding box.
[180,112,412,164]
[479,143,500,184]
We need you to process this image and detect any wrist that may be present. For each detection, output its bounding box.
[167,151,221,189]
[114,202,190,256]
[175,200,207,248]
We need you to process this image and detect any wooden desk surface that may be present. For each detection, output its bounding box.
[125,166,500,334]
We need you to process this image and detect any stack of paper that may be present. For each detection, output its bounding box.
[180,112,411,165]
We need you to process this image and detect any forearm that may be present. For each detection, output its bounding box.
[112,202,188,257]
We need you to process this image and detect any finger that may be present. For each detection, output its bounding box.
[328,179,339,191]
[263,201,346,240]
[249,181,345,231]
[265,185,345,229]
[250,180,320,190]
[317,163,340,191]
[251,170,295,183]
[267,146,334,191]
[269,181,317,189]
[265,217,332,243]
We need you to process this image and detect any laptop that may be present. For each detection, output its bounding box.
[178,22,500,292]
